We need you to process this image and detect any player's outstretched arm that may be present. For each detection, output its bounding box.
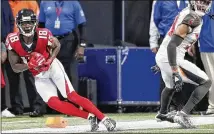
[167,24,188,72]
[43,36,61,66]
[48,36,61,60]
[8,50,29,73]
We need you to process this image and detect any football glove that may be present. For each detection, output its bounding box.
[172,72,183,92]
[28,52,46,69]
[38,58,54,72]
[151,64,160,74]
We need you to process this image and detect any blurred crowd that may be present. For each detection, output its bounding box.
[1,0,214,118]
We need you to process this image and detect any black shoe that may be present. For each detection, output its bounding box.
[29,110,43,117]
[13,110,24,115]
[88,116,99,132]
[155,111,176,123]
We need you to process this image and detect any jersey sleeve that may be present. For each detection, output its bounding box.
[47,29,54,46]
[5,34,16,51]
[73,1,86,25]
[181,13,201,29]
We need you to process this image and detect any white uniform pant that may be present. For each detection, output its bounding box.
[156,56,209,89]
[201,52,214,109]
[34,59,74,102]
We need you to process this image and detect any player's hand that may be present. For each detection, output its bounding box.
[75,46,84,60]
[39,58,54,72]
[27,59,38,69]
[43,58,53,66]
[28,52,45,69]
[172,72,183,92]
[38,65,49,72]
[151,64,160,74]
[151,47,159,54]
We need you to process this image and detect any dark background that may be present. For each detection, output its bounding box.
[79,0,153,46]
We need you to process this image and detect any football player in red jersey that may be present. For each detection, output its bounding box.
[6,9,116,132]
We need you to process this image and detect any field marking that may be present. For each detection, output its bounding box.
[2,117,214,133]
[3,120,39,124]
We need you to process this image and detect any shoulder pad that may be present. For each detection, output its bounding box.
[182,12,201,29]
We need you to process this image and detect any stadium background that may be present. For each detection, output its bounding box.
[3,0,208,113]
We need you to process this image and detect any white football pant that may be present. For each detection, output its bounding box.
[156,56,209,89]
[34,58,74,102]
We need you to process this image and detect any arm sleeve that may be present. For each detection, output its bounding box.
[167,34,184,66]
[181,13,201,32]
[153,1,162,29]
[38,1,46,23]
[149,1,160,49]
[74,1,86,26]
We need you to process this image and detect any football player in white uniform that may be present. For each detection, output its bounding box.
[155,0,212,128]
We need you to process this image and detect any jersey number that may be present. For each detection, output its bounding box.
[9,35,19,43]
[38,31,48,39]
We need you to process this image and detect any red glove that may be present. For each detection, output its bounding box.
[43,58,54,66]
[28,52,46,69]
[38,58,54,72]
[27,58,39,69]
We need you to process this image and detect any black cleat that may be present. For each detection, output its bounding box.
[88,116,99,132]
[29,110,43,117]
[102,118,116,131]
[155,110,176,123]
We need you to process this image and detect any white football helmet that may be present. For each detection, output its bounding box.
[189,0,212,16]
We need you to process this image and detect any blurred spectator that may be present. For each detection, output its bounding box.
[37,0,41,6]
[38,0,87,92]
[1,0,15,118]
[149,0,188,111]
[6,0,46,117]
[1,42,15,118]
[150,0,187,53]
[199,2,214,115]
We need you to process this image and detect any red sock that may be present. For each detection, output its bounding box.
[68,92,105,120]
[47,96,88,119]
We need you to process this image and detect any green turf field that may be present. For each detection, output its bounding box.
[1,113,214,133]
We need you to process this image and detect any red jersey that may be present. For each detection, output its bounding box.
[5,28,53,76]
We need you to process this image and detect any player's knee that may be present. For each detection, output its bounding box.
[202,79,212,91]
[67,91,82,103]
[195,80,211,98]
[47,96,61,109]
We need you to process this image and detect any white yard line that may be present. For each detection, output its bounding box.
[3,120,39,124]
[2,117,214,133]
